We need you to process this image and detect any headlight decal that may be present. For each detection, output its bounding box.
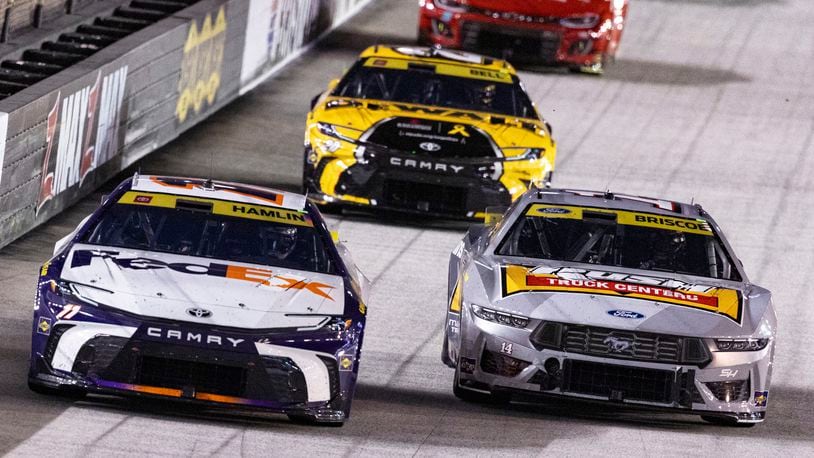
[715,338,770,352]
[471,304,529,328]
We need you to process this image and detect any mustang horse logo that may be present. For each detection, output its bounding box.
[604,336,632,353]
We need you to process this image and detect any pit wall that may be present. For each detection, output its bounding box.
[0,0,371,249]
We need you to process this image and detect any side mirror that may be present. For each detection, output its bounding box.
[465,224,488,245]
[484,206,509,228]
[310,92,323,110]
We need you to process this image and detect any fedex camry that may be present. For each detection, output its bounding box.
[29,175,369,425]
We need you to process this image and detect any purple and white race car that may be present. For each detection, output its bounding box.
[29,174,369,425]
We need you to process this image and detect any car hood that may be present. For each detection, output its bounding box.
[315,97,551,153]
[60,244,345,329]
[468,260,773,337]
[464,0,611,16]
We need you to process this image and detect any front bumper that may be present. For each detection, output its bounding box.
[419,7,618,68]
[450,311,772,423]
[305,148,529,220]
[30,317,361,421]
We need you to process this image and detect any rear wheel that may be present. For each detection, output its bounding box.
[700,415,756,428]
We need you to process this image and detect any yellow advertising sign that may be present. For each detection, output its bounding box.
[176,6,227,123]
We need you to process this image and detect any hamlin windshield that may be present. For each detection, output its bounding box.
[81,192,336,274]
[497,204,741,281]
[332,59,537,118]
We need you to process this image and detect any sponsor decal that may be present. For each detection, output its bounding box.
[37,317,51,335]
[145,326,246,349]
[607,310,645,319]
[0,112,7,188]
[186,308,213,318]
[525,204,713,236]
[447,317,459,335]
[449,280,462,312]
[339,355,353,371]
[502,265,743,324]
[56,304,81,320]
[448,124,470,137]
[71,250,336,300]
[388,157,464,174]
[37,66,129,213]
[359,301,367,315]
[146,176,287,207]
[365,101,489,122]
[397,121,432,132]
[118,191,312,227]
[604,336,632,353]
[176,6,227,123]
[40,262,50,277]
[754,390,768,407]
[720,369,739,379]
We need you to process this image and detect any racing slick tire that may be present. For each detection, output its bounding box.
[452,368,510,405]
[700,415,756,428]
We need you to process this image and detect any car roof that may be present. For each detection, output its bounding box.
[358,45,517,75]
[522,188,706,219]
[130,175,308,212]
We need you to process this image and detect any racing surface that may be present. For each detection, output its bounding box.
[1,0,813,455]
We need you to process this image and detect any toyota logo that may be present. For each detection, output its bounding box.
[186,308,212,318]
[419,142,441,152]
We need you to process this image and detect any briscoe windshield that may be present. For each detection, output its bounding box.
[497,204,741,281]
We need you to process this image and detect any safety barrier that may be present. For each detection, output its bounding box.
[0,0,371,249]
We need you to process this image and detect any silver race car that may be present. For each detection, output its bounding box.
[444,188,776,425]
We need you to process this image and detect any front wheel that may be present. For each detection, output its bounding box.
[452,369,510,404]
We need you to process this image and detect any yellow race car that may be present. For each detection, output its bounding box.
[303,45,556,219]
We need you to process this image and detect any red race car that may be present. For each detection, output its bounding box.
[418,0,629,74]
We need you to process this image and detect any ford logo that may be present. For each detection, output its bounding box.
[187,308,212,318]
[608,310,645,319]
[419,142,441,152]
[540,207,570,214]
